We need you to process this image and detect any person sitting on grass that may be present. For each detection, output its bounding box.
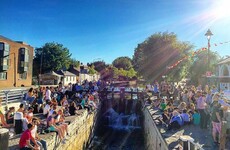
[19,123,40,150]
[47,111,65,143]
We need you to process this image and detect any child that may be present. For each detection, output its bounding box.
[192,110,200,125]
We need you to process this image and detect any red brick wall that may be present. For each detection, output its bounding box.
[0,37,34,88]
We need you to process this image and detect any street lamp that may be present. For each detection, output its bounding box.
[205,29,213,74]
[37,49,43,86]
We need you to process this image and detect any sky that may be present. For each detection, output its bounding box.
[0,0,230,64]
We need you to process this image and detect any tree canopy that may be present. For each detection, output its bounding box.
[132,32,194,82]
[33,42,72,76]
[91,60,107,72]
[189,50,220,85]
[112,56,132,70]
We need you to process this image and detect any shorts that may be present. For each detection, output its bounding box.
[48,126,56,131]
[212,121,221,134]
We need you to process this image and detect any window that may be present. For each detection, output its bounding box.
[0,72,7,80]
[19,48,29,72]
[223,65,229,76]
[19,72,27,79]
[0,43,10,71]
[66,76,68,82]
[0,43,4,50]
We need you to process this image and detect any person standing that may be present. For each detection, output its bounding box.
[196,91,208,129]
[210,101,222,144]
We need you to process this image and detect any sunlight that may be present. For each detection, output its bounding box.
[211,0,230,19]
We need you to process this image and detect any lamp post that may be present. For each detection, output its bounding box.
[37,49,43,86]
[205,29,213,76]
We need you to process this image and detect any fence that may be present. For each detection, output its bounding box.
[0,88,28,109]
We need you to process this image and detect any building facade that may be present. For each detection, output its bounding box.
[0,35,34,88]
[217,57,230,90]
[40,70,76,86]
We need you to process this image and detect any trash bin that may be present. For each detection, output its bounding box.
[0,128,9,150]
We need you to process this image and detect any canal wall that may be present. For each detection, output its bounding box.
[143,106,168,150]
[9,110,97,150]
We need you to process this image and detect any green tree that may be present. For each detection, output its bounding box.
[69,58,80,68]
[33,42,72,76]
[112,56,132,70]
[88,65,97,75]
[133,32,193,82]
[91,60,107,72]
[126,68,137,78]
[189,50,220,85]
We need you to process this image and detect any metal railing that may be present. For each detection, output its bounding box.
[0,88,28,108]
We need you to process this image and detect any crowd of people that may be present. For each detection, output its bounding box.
[145,81,230,145]
[1,78,230,149]
[0,79,102,150]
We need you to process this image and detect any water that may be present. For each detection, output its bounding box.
[89,96,145,150]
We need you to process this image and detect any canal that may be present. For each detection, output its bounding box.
[88,89,146,150]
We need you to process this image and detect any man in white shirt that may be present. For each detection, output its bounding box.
[45,87,51,101]
[31,118,47,150]
[43,101,51,117]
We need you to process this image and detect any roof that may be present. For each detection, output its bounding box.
[41,71,63,77]
[0,35,31,47]
[0,35,14,42]
[218,57,230,65]
[55,70,76,76]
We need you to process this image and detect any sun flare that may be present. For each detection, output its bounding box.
[211,0,230,19]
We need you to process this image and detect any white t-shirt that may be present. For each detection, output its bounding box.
[43,104,50,115]
[14,112,23,120]
[45,90,51,100]
[31,125,37,138]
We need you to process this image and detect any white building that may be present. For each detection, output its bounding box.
[217,57,230,90]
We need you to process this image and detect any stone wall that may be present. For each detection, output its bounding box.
[9,110,97,150]
[143,107,168,150]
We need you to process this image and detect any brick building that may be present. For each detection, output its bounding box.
[0,35,34,88]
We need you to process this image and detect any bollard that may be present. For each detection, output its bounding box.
[0,128,9,150]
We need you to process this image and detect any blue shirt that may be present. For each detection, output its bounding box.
[181,113,190,122]
[171,115,184,126]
